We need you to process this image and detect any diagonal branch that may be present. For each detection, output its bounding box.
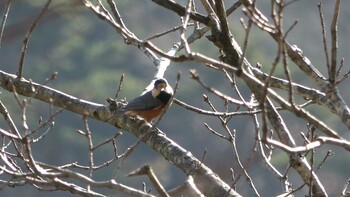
[113,115,240,196]
[0,70,241,196]
[0,70,109,120]
[151,0,210,25]
[0,0,12,47]
[127,164,169,197]
[18,0,52,79]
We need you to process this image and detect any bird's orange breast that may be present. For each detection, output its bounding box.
[124,103,166,122]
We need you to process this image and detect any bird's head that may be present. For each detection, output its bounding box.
[154,78,168,91]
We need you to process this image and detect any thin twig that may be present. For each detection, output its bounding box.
[336,68,350,85]
[174,98,261,116]
[82,116,94,194]
[189,69,257,107]
[114,74,125,99]
[236,117,260,188]
[336,58,344,77]
[127,164,170,197]
[0,100,21,139]
[254,112,285,181]
[283,20,298,39]
[316,150,334,171]
[106,0,134,38]
[203,94,260,196]
[203,123,229,140]
[282,44,295,107]
[145,23,193,41]
[308,125,315,197]
[31,121,55,143]
[329,0,341,84]
[179,0,193,54]
[18,0,52,79]
[0,0,12,47]
[24,107,64,140]
[199,0,216,15]
[318,3,330,73]
[92,131,123,151]
[238,16,253,69]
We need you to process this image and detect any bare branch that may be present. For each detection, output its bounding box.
[202,94,259,195]
[18,0,52,79]
[114,73,124,99]
[92,131,123,151]
[179,0,193,54]
[128,164,169,197]
[200,0,217,15]
[189,69,256,107]
[106,0,134,38]
[145,23,194,41]
[204,123,230,141]
[318,3,330,73]
[316,150,334,171]
[175,97,262,117]
[0,100,21,139]
[0,0,12,47]
[151,0,209,25]
[267,137,350,153]
[0,70,109,121]
[329,0,341,84]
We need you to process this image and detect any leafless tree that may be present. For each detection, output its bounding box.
[1,0,350,196]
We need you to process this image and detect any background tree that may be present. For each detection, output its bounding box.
[1,0,350,196]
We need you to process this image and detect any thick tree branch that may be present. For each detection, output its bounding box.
[0,70,109,120]
[0,70,241,196]
[112,115,240,196]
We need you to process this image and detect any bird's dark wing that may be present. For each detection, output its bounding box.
[122,91,163,111]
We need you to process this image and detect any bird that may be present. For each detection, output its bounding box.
[118,78,173,122]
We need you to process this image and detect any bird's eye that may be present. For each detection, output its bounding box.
[158,83,166,89]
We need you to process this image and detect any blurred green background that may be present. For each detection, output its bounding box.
[1,0,350,196]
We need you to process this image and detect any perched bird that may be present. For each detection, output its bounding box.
[118,78,173,122]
